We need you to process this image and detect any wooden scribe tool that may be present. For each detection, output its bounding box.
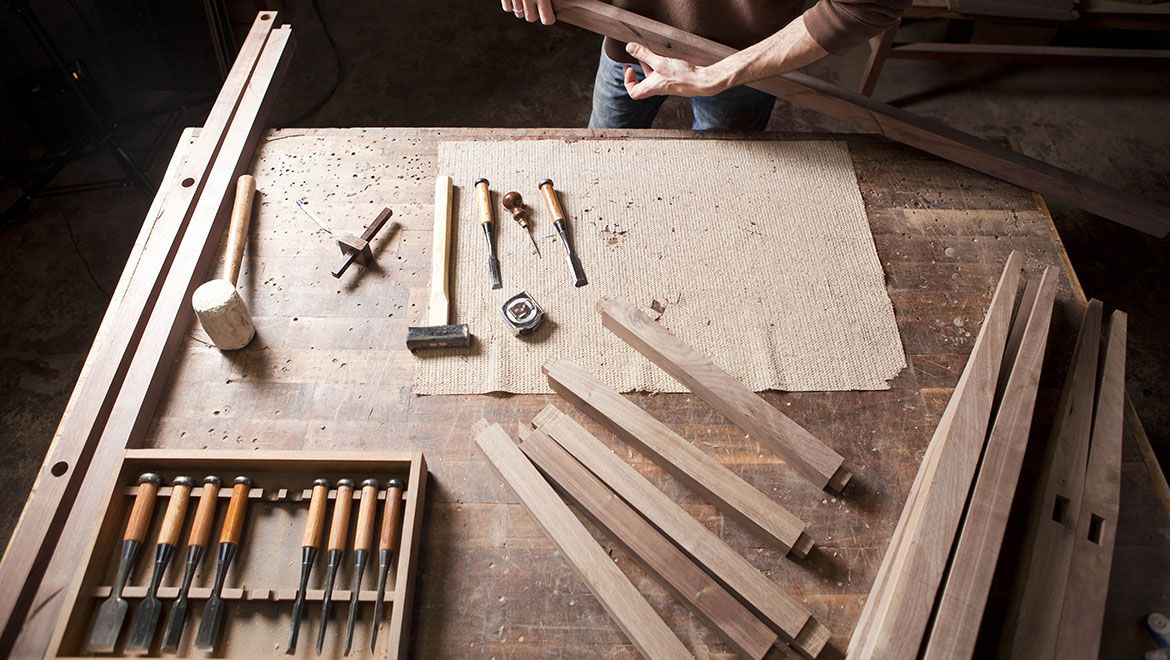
[332,207,393,278]
[191,174,257,350]
[406,175,471,350]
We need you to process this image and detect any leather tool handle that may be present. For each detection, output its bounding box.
[378,479,406,553]
[353,479,381,552]
[188,476,222,547]
[474,178,495,226]
[429,176,453,326]
[327,479,356,552]
[219,476,252,545]
[539,179,566,222]
[223,174,256,286]
[158,476,194,547]
[303,479,332,549]
[125,473,163,542]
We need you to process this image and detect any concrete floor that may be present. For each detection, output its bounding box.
[1,1,1167,556]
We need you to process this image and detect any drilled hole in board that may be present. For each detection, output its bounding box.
[261,13,272,20]
[50,461,68,477]
[181,177,195,187]
[1088,514,1105,545]
[1052,495,1070,524]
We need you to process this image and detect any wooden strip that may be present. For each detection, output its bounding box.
[473,422,692,660]
[552,0,1170,236]
[519,427,777,659]
[0,14,280,650]
[922,267,1059,660]
[848,251,1022,659]
[1054,311,1126,657]
[531,405,829,659]
[597,295,850,492]
[1000,300,1104,659]
[543,358,812,556]
[13,28,296,659]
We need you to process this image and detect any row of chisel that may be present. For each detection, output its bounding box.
[287,478,406,656]
[86,473,252,654]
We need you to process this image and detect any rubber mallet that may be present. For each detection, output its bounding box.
[192,174,257,350]
[406,175,471,350]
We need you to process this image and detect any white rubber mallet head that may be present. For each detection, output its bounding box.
[192,174,257,350]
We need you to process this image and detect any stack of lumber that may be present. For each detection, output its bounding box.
[847,250,1128,659]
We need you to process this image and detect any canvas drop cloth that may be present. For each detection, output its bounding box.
[415,139,905,395]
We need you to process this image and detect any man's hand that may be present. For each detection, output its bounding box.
[623,42,731,100]
[501,0,555,25]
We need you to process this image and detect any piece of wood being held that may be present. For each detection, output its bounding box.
[191,174,257,350]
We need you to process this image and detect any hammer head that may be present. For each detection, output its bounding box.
[192,279,255,350]
[406,324,471,351]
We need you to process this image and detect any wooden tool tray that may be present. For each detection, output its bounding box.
[49,450,427,659]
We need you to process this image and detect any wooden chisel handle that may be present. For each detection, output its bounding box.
[474,178,495,226]
[223,175,256,286]
[302,478,332,549]
[188,476,222,548]
[353,480,381,552]
[125,473,163,542]
[378,479,406,553]
[539,179,566,222]
[219,476,252,545]
[158,476,194,547]
[328,479,356,552]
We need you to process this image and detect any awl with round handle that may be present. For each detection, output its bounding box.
[125,476,193,652]
[194,476,252,651]
[370,478,405,653]
[317,478,355,655]
[191,174,257,350]
[286,478,331,654]
[85,473,163,653]
[539,179,587,287]
[161,475,221,651]
[475,178,503,290]
[343,479,380,655]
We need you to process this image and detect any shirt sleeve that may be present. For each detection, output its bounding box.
[802,0,911,55]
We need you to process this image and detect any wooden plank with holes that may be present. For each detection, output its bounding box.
[543,357,812,556]
[518,426,778,660]
[474,422,693,660]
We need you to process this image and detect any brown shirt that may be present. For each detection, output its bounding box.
[604,0,910,61]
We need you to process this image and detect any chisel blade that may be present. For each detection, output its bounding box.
[488,255,502,289]
[124,596,162,652]
[160,596,189,652]
[195,595,226,650]
[86,596,130,653]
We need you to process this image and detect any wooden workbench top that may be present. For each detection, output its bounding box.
[145,128,1169,658]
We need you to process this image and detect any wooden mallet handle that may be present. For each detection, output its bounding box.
[327,480,356,552]
[539,179,566,222]
[223,174,256,286]
[219,476,252,545]
[353,479,381,552]
[474,178,494,226]
[125,473,163,543]
[302,478,331,549]
[158,476,194,547]
[187,476,222,548]
[378,479,406,553]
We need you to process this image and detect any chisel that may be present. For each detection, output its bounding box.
[286,478,331,654]
[343,479,380,655]
[539,179,587,287]
[125,475,193,652]
[194,476,252,651]
[161,475,221,652]
[317,478,355,655]
[474,178,503,289]
[370,478,405,654]
[85,473,163,653]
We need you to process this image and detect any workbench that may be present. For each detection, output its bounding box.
[79,128,1170,656]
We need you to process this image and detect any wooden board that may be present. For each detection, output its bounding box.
[1000,300,1104,659]
[597,296,851,493]
[531,405,829,658]
[518,426,777,659]
[552,0,1170,236]
[473,422,692,660]
[543,358,811,556]
[922,266,1059,660]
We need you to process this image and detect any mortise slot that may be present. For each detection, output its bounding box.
[1088,514,1106,545]
[1052,495,1070,524]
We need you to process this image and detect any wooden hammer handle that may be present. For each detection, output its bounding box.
[125,473,163,543]
[219,477,252,545]
[428,176,453,326]
[223,174,256,286]
[539,179,566,222]
[474,179,495,227]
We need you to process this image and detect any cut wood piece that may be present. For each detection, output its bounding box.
[848,251,1022,659]
[1054,310,1126,659]
[1000,299,1105,660]
[551,0,1170,237]
[531,405,829,659]
[519,427,778,660]
[922,266,1059,660]
[543,358,812,556]
[473,422,692,660]
[0,12,280,652]
[596,296,850,493]
[8,26,295,660]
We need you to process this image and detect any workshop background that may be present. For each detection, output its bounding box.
[0,0,1167,559]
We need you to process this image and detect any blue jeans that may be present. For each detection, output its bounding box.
[588,50,775,130]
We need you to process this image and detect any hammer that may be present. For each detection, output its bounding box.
[191,174,256,350]
[406,175,471,350]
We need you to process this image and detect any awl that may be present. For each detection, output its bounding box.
[125,475,193,652]
[161,475,221,652]
[286,478,331,653]
[317,478,355,655]
[539,179,587,287]
[194,476,252,651]
[370,478,405,653]
[474,178,503,289]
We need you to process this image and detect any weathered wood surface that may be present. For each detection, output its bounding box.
[102,128,1168,658]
